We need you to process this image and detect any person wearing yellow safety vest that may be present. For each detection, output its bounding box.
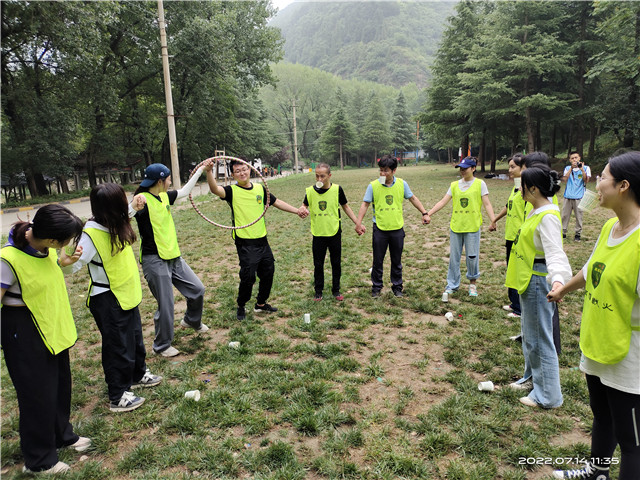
[489,154,526,319]
[134,162,212,358]
[426,157,496,300]
[206,158,304,321]
[505,165,571,409]
[60,183,162,413]
[298,163,362,301]
[355,155,429,298]
[1,205,90,474]
[549,151,640,480]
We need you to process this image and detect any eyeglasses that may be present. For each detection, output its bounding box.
[233,167,250,174]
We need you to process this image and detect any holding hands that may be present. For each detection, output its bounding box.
[355,224,366,236]
[297,206,309,219]
[131,194,147,212]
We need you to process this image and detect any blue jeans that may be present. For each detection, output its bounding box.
[518,263,563,408]
[446,229,480,291]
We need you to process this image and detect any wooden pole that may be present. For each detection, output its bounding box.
[292,99,299,174]
[157,0,181,187]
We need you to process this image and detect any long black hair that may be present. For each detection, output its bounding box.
[608,150,640,206]
[521,166,561,198]
[12,204,84,250]
[90,183,137,254]
[523,151,551,169]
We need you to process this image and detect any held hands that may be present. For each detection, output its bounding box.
[58,245,83,267]
[202,158,214,172]
[422,213,431,225]
[546,281,565,303]
[131,194,147,212]
[297,206,309,219]
[355,224,366,236]
[488,221,497,232]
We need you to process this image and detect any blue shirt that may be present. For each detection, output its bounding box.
[363,177,413,224]
[563,165,591,200]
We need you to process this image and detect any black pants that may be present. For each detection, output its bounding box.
[587,374,640,478]
[89,291,147,402]
[312,232,342,295]
[1,307,79,471]
[236,242,275,307]
[505,240,521,315]
[371,224,405,293]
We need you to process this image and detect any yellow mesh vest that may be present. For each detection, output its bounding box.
[142,192,180,260]
[450,179,482,233]
[307,184,340,237]
[231,184,267,239]
[371,179,404,231]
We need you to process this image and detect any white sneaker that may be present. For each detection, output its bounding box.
[502,305,513,312]
[507,312,521,318]
[519,396,539,408]
[155,346,180,357]
[109,391,145,412]
[469,284,478,297]
[69,436,91,452]
[180,320,209,332]
[23,461,70,474]
[508,380,532,391]
[131,369,163,388]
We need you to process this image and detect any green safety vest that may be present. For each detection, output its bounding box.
[580,218,640,364]
[231,183,267,240]
[307,184,340,237]
[371,178,404,231]
[505,186,526,241]
[524,194,559,217]
[84,228,142,311]
[142,191,180,260]
[505,209,561,294]
[1,246,77,354]
[450,179,482,233]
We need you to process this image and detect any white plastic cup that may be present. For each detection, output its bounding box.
[228,341,240,349]
[316,181,324,189]
[442,292,449,303]
[378,176,386,185]
[445,312,454,322]
[578,189,598,212]
[513,177,521,189]
[184,390,201,401]
[304,313,311,324]
[478,381,494,392]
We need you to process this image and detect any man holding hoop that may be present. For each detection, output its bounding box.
[206,159,302,321]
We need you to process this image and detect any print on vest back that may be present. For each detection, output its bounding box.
[460,198,469,208]
[166,205,170,211]
[508,200,513,210]
[591,262,606,289]
[318,201,327,211]
[385,195,394,206]
[256,195,262,204]
[513,230,521,245]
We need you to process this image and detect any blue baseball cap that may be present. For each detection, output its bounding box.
[455,157,477,169]
[140,163,171,187]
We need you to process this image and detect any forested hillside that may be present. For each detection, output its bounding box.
[270,1,456,88]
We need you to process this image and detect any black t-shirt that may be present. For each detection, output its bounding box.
[223,183,277,245]
[135,190,179,257]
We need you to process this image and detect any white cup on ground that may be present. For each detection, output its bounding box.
[184,390,201,401]
[478,381,494,392]
[578,189,598,212]
[304,313,311,324]
[445,312,454,322]
[228,341,240,349]
[442,292,449,303]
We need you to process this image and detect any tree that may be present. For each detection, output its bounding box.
[361,92,391,162]
[319,105,356,170]
[390,92,415,157]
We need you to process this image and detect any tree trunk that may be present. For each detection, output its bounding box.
[478,129,486,172]
[339,139,344,170]
[550,125,557,158]
[588,120,596,160]
[57,175,69,194]
[491,137,497,173]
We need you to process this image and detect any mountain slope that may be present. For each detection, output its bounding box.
[270,1,456,88]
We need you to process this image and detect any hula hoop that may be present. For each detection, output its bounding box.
[188,155,271,230]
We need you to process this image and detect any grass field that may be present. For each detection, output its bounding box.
[1,163,616,479]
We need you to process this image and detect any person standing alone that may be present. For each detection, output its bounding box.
[562,151,591,241]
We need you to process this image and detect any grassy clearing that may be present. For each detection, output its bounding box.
[1,164,618,479]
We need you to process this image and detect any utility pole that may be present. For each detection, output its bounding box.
[292,99,299,174]
[157,0,181,187]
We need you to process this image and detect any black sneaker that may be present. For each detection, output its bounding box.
[254,303,278,313]
[575,234,581,242]
[563,233,567,239]
[371,290,381,298]
[109,391,145,413]
[237,306,246,321]
[393,289,404,298]
[553,462,609,479]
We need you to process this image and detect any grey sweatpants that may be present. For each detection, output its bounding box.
[561,197,583,235]
[141,254,205,353]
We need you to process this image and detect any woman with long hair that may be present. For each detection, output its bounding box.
[505,165,572,408]
[550,151,640,480]
[1,205,89,473]
[61,183,162,413]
